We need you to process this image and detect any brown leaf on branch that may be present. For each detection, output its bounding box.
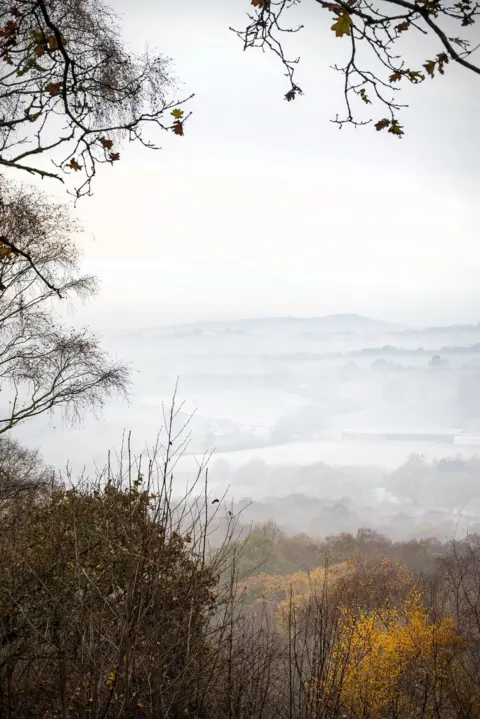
[45,82,62,96]
[251,0,264,6]
[390,72,403,82]
[359,88,371,104]
[68,158,82,171]
[375,118,390,131]
[172,120,184,136]
[100,137,113,149]
[437,52,449,74]
[323,2,343,13]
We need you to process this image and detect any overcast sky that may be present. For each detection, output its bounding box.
[67,0,480,329]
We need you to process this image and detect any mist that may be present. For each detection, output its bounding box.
[16,313,480,540]
[6,0,480,544]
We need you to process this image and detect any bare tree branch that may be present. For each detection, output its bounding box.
[0,179,128,434]
[233,0,480,133]
[0,0,191,197]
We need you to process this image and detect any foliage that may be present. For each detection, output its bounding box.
[330,589,459,717]
[234,0,480,133]
[0,438,233,717]
[3,447,480,719]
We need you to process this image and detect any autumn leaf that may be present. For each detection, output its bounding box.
[99,137,113,149]
[331,12,352,36]
[388,120,404,137]
[395,20,410,31]
[375,118,390,131]
[45,81,62,96]
[323,2,343,12]
[68,158,82,171]
[390,72,403,82]
[171,108,184,120]
[251,0,264,6]
[407,70,425,83]
[359,88,371,104]
[437,52,449,74]
[109,152,120,162]
[423,60,436,77]
[172,120,184,136]
[0,245,14,261]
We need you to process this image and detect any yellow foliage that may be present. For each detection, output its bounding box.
[329,589,459,717]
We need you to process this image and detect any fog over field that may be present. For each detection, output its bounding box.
[18,313,480,541]
[2,0,475,545]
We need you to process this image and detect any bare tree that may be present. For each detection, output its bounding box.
[0,0,189,197]
[233,0,480,134]
[0,179,128,434]
[0,434,51,505]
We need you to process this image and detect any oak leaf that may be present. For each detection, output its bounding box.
[100,137,113,149]
[172,120,184,136]
[375,118,390,131]
[359,88,371,104]
[407,70,425,83]
[331,12,352,36]
[388,120,404,137]
[68,158,82,171]
[390,72,402,82]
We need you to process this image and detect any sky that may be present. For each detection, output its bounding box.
[62,0,480,330]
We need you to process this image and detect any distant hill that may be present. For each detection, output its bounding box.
[400,323,480,336]
[157,314,409,337]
